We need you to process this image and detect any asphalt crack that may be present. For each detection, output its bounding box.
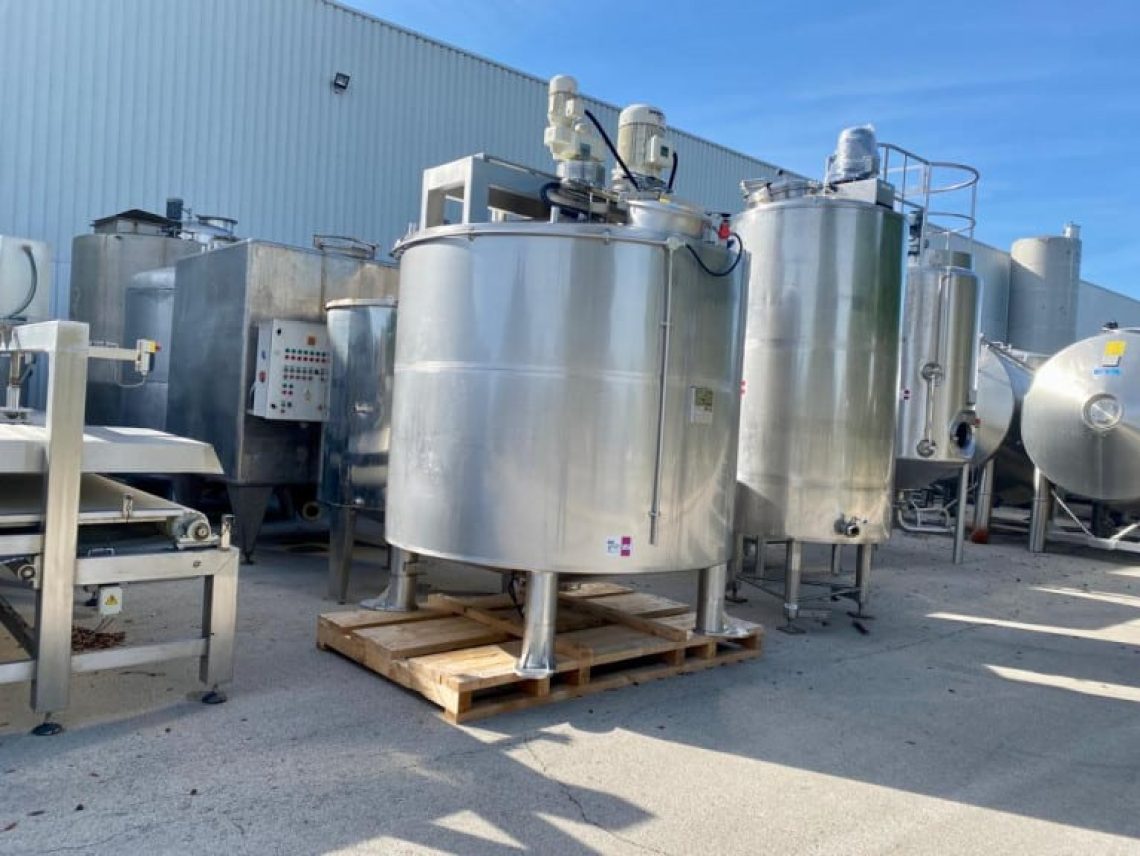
[523,734,677,856]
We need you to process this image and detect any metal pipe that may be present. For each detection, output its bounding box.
[695,564,748,638]
[971,459,995,543]
[516,571,558,679]
[648,245,676,544]
[1029,469,1054,553]
[952,463,969,564]
[361,547,419,612]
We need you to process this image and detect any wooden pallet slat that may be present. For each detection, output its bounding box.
[318,585,762,724]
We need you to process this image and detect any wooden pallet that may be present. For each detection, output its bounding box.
[317,582,762,723]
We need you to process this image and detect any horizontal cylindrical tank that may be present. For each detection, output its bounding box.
[120,267,176,430]
[972,342,1043,501]
[1023,329,1140,502]
[895,250,982,489]
[733,181,905,544]
[1007,227,1081,355]
[319,298,398,511]
[386,221,745,574]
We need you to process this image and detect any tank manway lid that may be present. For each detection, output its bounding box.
[325,297,397,310]
[741,178,820,206]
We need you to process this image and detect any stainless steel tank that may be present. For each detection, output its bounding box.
[319,298,397,511]
[1022,329,1140,502]
[167,240,398,560]
[1007,225,1081,355]
[69,210,210,425]
[386,221,745,574]
[973,342,1039,468]
[120,268,176,430]
[895,249,982,488]
[969,341,1044,529]
[733,180,905,545]
[320,298,397,602]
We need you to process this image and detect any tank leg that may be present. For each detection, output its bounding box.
[515,571,558,679]
[780,540,804,634]
[829,544,842,576]
[971,459,995,544]
[1029,469,1054,554]
[361,548,419,612]
[755,539,767,578]
[695,564,750,638]
[327,505,356,603]
[851,544,874,619]
[952,463,970,565]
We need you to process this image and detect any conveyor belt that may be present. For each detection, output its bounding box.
[0,474,196,528]
[0,423,222,475]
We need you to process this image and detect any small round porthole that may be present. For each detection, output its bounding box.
[1083,394,1123,432]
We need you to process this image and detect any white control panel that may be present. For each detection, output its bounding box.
[249,319,331,421]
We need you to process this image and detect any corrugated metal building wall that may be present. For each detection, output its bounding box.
[0,0,786,315]
[1,0,1136,336]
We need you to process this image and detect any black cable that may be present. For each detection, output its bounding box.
[4,244,38,319]
[666,150,679,193]
[583,109,640,191]
[686,231,744,278]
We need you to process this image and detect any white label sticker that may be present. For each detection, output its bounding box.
[605,536,633,557]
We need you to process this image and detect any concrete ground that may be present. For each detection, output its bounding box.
[2,526,1140,855]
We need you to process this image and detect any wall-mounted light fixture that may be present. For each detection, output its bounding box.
[332,72,351,93]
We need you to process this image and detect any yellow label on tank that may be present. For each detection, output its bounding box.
[1105,340,1126,357]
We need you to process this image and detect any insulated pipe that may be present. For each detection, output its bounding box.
[516,572,559,679]
[695,564,749,638]
[361,547,419,612]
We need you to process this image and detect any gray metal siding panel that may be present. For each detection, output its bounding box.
[0,0,787,317]
[1077,282,1140,336]
[1,0,1132,329]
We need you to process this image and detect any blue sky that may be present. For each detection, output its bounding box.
[350,0,1139,294]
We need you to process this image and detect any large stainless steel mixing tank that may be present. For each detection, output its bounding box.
[386,221,745,575]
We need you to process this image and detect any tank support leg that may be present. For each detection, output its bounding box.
[726,534,747,603]
[327,506,356,603]
[1029,469,1054,554]
[971,459,995,544]
[952,463,970,565]
[829,544,842,576]
[851,544,874,619]
[361,548,419,612]
[696,564,750,638]
[516,572,558,679]
[780,540,804,634]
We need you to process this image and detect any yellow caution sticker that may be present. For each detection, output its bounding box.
[1105,340,1126,358]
